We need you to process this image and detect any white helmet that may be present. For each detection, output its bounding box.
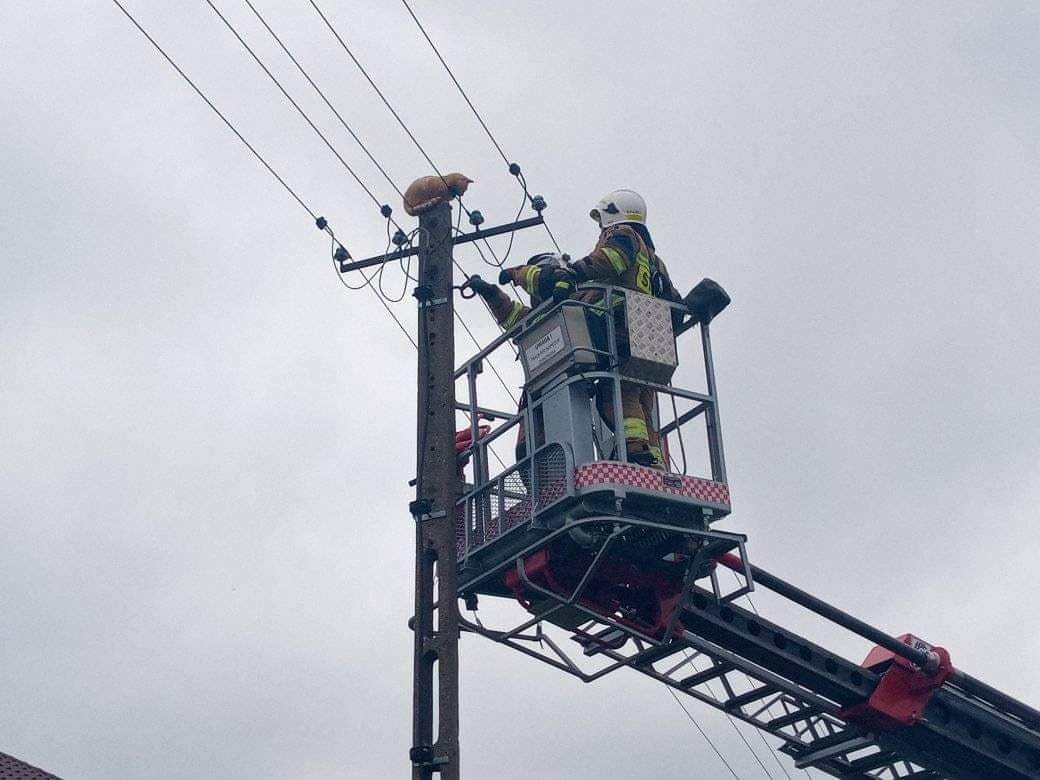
[590,189,647,228]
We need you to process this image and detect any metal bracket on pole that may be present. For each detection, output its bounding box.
[341,215,546,274]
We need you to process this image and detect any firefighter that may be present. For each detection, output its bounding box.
[465,252,576,463]
[570,189,682,471]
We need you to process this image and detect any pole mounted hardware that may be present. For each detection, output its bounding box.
[340,215,546,274]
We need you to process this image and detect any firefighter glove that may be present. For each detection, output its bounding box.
[538,267,577,303]
[466,275,498,300]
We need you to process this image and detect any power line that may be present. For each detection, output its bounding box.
[307,0,515,267]
[679,650,781,780]
[241,0,404,201]
[452,300,518,407]
[117,0,537,466]
[666,686,743,780]
[397,0,565,253]
[203,0,402,230]
[331,252,417,348]
[399,0,509,166]
[109,0,415,349]
[308,0,444,180]
[728,572,810,780]
[109,0,316,223]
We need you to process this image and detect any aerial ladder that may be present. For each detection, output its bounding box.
[450,279,1040,779]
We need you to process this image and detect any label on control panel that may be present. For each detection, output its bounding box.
[526,326,565,374]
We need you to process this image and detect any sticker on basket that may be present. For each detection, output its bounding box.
[525,326,565,374]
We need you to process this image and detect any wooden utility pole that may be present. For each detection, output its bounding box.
[409,202,460,779]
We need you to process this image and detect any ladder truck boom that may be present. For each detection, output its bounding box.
[446,284,1040,779]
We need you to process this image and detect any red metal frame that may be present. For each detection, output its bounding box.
[504,547,687,639]
[840,633,954,730]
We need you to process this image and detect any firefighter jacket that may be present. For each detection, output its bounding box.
[571,224,682,304]
[482,280,530,331]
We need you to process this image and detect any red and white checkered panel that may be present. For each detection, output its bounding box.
[574,461,730,506]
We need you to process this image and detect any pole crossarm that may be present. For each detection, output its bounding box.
[340,215,546,273]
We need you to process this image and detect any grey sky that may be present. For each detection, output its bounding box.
[2,1,1039,778]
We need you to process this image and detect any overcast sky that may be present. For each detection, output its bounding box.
[2,1,1039,778]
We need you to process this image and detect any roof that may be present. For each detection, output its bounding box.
[0,752,61,780]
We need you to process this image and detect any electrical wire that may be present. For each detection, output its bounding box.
[399,0,508,166]
[112,0,513,476]
[678,650,783,780]
[727,572,811,780]
[110,0,315,223]
[309,0,442,180]
[242,0,404,200]
[204,0,402,231]
[328,235,418,347]
[109,0,415,349]
[452,307,518,407]
[665,686,743,780]
[399,1,564,255]
[517,170,563,254]
[308,0,519,267]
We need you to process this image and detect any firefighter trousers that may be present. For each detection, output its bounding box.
[597,380,664,469]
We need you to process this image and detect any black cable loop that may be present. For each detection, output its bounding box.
[452,227,525,307]
[376,222,411,303]
[326,229,418,348]
[497,179,533,266]
[204,0,403,232]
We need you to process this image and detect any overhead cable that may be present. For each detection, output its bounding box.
[109,0,415,347]
[666,686,743,779]
[308,0,513,265]
[110,0,316,223]
[204,0,402,231]
[399,0,509,166]
[241,0,404,201]
[398,0,563,254]
[678,650,781,780]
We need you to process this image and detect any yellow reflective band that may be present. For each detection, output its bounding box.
[623,212,644,222]
[523,266,542,295]
[649,445,664,464]
[623,417,649,442]
[502,301,525,329]
[601,246,628,274]
[635,251,652,294]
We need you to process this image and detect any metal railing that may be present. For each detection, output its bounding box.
[454,283,728,559]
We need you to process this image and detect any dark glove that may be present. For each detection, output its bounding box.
[498,268,514,285]
[538,267,577,303]
[466,274,498,300]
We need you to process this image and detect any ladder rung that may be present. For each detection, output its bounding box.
[847,750,899,773]
[724,685,778,711]
[766,707,820,730]
[679,662,733,689]
[794,735,873,769]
